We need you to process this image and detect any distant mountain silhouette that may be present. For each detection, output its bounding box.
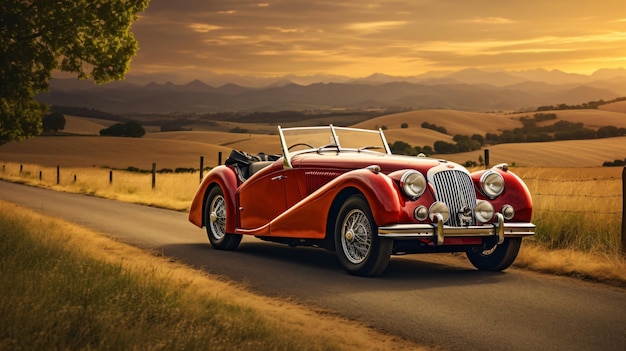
[37,68,626,114]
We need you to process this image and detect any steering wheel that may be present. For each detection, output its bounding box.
[288,143,315,150]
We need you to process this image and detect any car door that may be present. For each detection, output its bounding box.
[237,168,288,229]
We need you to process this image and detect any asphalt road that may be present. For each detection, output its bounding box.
[1,180,624,351]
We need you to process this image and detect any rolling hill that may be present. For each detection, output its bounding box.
[2,105,625,169]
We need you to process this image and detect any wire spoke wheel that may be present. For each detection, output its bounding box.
[341,209,373,264]
[204,186,242,250]
[334,194,392,276]
[208,194,226,240]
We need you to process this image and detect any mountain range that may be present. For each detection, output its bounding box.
[37,68,626,114]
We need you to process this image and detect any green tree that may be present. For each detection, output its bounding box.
[100,121,145,138]
[434,140,458,154]
[123,120,145,138]
[0,0,150,145]
[390,140,417,156]
[42,112,65,132]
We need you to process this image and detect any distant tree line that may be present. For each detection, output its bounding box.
[389,140,434,156]
[485,113,626,144]
[602,158,626,167]
[536,96,626,111]
[391,112,626,157]
[421,121,447,134]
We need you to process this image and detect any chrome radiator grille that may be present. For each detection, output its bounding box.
[432,170,477,226]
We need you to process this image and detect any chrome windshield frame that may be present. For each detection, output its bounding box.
[278,125,390,169]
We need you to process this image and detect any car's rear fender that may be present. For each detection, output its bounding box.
[268,168,403,239]
[188,166,239,232]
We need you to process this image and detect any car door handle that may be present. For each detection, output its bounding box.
[271,175,286,181]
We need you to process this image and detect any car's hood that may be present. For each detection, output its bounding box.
[290,152,456,174]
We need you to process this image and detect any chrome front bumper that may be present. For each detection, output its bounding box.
[378,213,536,245]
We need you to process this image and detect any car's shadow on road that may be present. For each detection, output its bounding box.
[158,239,509,293]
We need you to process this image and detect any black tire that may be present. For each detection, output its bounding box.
[334,195,392,276]
[204,186,242,250]
[466,237,522,271]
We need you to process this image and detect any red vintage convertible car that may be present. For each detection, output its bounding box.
[189,125,535,276]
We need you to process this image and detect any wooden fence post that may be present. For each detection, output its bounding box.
[622,167,625,255]
[218,151,222,166]
[199,156,204,183]
[151,163,156,189]
[484,149,490,168]
[56,165,60,185]
[109,170,113,184]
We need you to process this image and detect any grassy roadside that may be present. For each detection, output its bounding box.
[0,200,429,351]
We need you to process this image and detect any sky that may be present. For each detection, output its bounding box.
[127,0,626,83]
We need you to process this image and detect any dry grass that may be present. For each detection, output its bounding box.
[514,167,622,252]
[0,162,199,211]
[512,167,626,286]
[0,200,429,351]
[516,244,626,286]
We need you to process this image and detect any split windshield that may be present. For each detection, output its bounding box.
[279,125,390,162]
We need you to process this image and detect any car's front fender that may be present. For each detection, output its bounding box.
[471,167,533,222]
[268,168,403,239]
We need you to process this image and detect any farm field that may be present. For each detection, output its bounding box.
[2,106,625,169]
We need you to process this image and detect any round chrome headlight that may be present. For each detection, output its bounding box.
[480,171,505,198]
[400,170,427,199]
[429,202,449,223]
[475,201,494,223]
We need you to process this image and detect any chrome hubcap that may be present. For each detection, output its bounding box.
[345,229,355,241]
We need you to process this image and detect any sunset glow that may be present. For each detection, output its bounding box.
[128,0,626,82]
